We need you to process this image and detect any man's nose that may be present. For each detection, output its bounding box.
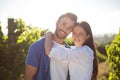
[75,34,79,38]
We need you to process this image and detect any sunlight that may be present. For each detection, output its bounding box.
[0,0,120,35]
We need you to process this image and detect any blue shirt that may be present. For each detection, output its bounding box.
[25,38,50,80]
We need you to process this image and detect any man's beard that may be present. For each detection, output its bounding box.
[55,29,67,39]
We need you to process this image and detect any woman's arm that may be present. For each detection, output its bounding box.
[44,32,53,55]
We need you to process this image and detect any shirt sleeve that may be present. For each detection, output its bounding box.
[25,42,40,67]
[83,46,94,60]
[48,46,69,61]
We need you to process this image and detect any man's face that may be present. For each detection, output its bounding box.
[55,17,75,39]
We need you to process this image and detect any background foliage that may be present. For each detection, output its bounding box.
[106,31,120,80]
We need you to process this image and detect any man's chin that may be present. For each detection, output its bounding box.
[58,36,66,40]
[59,37,65,40]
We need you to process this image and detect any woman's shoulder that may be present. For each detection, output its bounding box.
[83,45,93,52]
[82,45,94,59]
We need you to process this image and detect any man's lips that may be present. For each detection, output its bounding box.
[60,30,66,35]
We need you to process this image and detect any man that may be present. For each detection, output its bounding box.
[24,12,77,80]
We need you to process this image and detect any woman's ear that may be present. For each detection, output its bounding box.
[87,35,90,39]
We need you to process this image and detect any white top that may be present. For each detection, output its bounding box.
[68,45,94,80]
[48,41,69,80]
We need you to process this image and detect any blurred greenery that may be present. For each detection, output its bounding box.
[97,50,107,62]
[106,31,120,80]
[94,34,115,56]
[0,22,3,41]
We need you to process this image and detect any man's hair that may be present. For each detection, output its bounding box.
[58,12,77,22]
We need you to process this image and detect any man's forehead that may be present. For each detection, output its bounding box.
[59,17,74,22]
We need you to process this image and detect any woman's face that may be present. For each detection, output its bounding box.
[72,26,89,47]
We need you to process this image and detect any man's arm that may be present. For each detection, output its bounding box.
[44,32,53,55]
[24,64,38,80]
[24,40,41,80]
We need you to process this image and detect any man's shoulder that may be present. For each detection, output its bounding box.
[32,37,45,45]
[30,37,45,49]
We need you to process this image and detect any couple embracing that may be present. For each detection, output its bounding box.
[24,12,98,80]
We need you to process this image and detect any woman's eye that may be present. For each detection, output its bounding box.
[79,33,86,37]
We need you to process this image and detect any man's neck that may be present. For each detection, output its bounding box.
[53,34,64,45]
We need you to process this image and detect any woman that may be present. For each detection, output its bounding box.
[45,21,98,80]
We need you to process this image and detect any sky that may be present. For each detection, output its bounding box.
[0,0,120,36]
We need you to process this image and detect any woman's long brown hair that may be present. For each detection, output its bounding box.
[76,21,98,80]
